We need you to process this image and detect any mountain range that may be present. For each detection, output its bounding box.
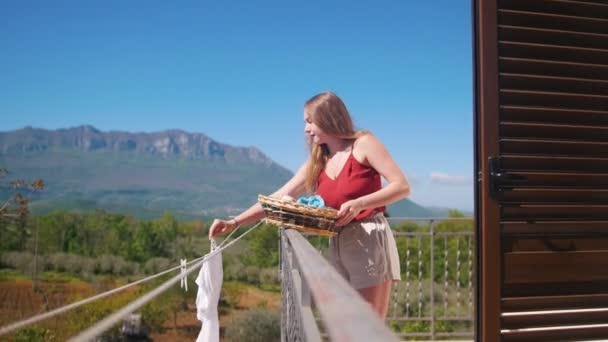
[0,126,457,219]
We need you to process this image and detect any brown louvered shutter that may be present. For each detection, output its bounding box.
[476,0,608,341]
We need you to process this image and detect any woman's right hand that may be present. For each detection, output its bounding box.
[208,219,237,240]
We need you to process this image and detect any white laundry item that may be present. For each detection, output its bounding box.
[195,248,223,342]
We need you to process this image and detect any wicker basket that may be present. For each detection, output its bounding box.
[258,194,338,237]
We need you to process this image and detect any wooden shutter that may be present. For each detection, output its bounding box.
[476,0,608,341]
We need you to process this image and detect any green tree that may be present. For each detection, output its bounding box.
[131,220,154,262]
[448,209,465,218]
[129,212,179,262]
[244,224,279,268]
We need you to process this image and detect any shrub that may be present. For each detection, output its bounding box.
[14,327,54,342]
[143,257,171,275]
[80,257,96,276]
[97,254,116,274]
[64,254,84,274]
[244,266,260,285]
[224,260,245,282]
[111,257,127,275]
[259,267,279,286]
[47,253,69,273]
[1,251,33,274]
[225,307,280,342]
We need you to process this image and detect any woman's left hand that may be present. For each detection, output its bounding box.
[335,199,363,226]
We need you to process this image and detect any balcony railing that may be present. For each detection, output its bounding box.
[387,217,475,340]
[280,228,400,341]
[281,217,475,341]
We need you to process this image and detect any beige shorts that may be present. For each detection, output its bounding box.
[329,212,401,289]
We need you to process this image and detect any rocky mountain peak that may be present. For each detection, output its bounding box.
[0,126,279,167]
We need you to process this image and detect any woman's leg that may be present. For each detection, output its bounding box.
[357,279,392,319]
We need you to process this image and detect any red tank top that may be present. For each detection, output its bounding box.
[316,152,385,221]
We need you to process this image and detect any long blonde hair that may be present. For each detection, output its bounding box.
[304,91,366,193]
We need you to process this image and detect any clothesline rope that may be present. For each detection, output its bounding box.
[69,221,261,342]
[0,221,263,338]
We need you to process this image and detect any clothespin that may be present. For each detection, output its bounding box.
[180,258,188,291]
[210,238,217,251]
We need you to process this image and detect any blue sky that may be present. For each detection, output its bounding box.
[0,1,474,211]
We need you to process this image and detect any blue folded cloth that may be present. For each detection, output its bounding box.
[296,195,325,208]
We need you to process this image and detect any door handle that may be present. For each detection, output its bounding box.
[488,157,527,199]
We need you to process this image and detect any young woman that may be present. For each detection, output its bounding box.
[209,91,410,318]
